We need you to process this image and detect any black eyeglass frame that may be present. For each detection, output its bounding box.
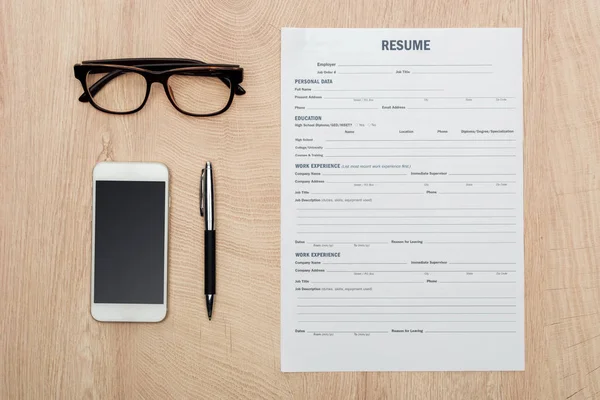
[74,58,245,117]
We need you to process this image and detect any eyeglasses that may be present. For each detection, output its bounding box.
[74,58,245,117]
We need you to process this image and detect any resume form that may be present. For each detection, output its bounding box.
[281,28,523,372]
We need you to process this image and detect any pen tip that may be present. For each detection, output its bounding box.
[206,294,213,321]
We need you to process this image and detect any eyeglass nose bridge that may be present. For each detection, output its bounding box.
[140,75,175,108]
[145,79,178,108]
[145,71,165,84]
[143,78,178,110]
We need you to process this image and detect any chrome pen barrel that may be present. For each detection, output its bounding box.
[201,161,215,230]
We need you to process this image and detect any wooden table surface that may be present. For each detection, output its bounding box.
[1,0,599,399]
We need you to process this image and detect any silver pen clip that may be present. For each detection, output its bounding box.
[200,168,206,217]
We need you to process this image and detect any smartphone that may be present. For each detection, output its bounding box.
[91,162,169,322]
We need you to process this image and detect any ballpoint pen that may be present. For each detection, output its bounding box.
[200,162,216,320]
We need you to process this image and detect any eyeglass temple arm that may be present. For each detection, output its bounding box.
[79,69,245,103]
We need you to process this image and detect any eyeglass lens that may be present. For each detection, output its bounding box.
[167,75,231,115]
[86,71,147,113]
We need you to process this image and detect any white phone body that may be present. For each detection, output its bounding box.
[91,162,169,322]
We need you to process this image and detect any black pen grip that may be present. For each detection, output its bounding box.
[204,230,216,294]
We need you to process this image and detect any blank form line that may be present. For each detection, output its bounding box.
[306,107,379,110]
[427,331,516,333]
[299,312,517,315]
[298,297,517,299]
[298,207,516,210]
[412,71,493,75]
[307,331,388,334]
[324,155,516,158]
[326,96,514,100]
[338,64,493,67]
[306,241,387,245]
[450,262,517,265]
[311,192,514,195]
[322,173,409,176]
[442,192,516,195]
[430,242,517,244]
[440,281,516,284]
[311,192,422,194]
[311,192,516,196]
[325,270,516,273]
[300,320,516,323]
[338,72,394,75]
[409,107,515,110]
[326,147,517,150]
[325,181,517,184]
[298,304,517,307]
[298,223,516,226]
[325,139,516,142]
[312,89,444,92]
[322,262,408,265]
[299,232,517,234]
[450,173,517,176]
[309,282,422,285]
[298,216,516,219]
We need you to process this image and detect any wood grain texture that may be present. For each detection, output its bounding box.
[0,0,599,398]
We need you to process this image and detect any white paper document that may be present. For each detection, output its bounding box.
[280,28,523,372]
